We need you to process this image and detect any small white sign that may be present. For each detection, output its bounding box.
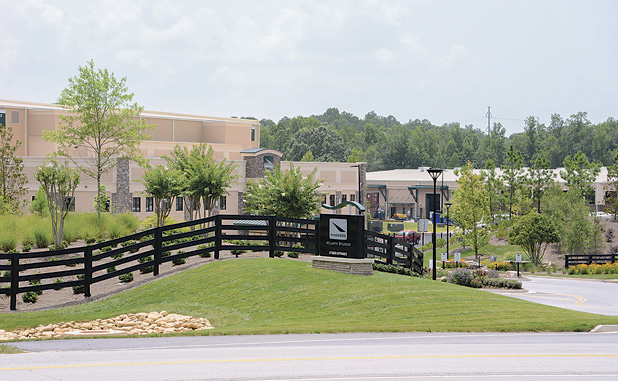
[329,218,348,240]
[428,259,433,269]
[454,252,461,262]
[441,252,448,261]
[515,253,522,263]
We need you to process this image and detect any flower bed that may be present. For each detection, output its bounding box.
[448,268,522,289]
[567,263,618,275]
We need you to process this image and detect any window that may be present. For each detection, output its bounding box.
[64,197,75,212]
[219,196,227,210]
[341,194,347,203]
[264,155,274,171]
[176,196,184,211]
[350,194,355,202]
[132,197,141,212]
[11,111,19,124]
[329,194,335,206]
[322,195,327,204]
[146,197,154,212]
[251,126,256,141]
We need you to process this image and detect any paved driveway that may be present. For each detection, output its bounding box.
[489,276,618,316]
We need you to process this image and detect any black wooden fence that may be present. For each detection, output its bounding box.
[564,254,617,268]
[0,215,318,310]
[365,231,424,275]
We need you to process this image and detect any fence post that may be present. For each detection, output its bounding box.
[10,253,18,310]
[215,215,221,259]
[387,236,394,265]
[588,255,592,265]
[153,226,162,276]
[315,218,320,256]
[564,255,569,269]
[269,216,276,258]
[84,246,92,298]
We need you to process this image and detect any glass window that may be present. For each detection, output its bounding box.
[146,197,153,212]
[329,194,335,206]
[219,196,226,210]
[341,194,347,203]
[264,155,274,171]
[64,197,75,212]
[350,194,355,202]
[176,196,183,211]
[132,197,141,212]
[251,126,255,141]
[11,111,19,124]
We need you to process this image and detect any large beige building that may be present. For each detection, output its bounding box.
[0,99,365,220]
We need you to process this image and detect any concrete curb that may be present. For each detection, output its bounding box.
[590,325,618,333]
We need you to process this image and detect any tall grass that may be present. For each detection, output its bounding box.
[0,213,142,250]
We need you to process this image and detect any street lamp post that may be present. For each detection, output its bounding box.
[445,202,452,261]
[427,168,443,281]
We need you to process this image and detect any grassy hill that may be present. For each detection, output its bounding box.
[1,258,617,334]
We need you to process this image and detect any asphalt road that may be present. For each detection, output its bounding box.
[489,276,618,316]
[4,332,618,380]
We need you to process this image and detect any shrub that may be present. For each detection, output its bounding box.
[32,226,51,249]
[287,252,299,258]
[106,221,124,240]
[0,235,17,253]
[28,277,43,295]
[448,268,474,286]
[197,243,213,258]
[85,236,96,244]
[469,277,483,288]
[21,235,35,247]
[434,238,447,248]
[72,274,85,294]
[119,272,134,283]
[138,256,154,273]
[111,252,124,260]
[172,250,186,266]
[22,291,38,304]
[606,228,615,243]
[162,250,171,257]
[53,278,64,290]
[21,244,32,253]
[230,240,247,257]
[106,266,116,273]
[273,250,284,257]
[101,246,112,252]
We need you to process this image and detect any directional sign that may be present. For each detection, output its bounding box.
[441,252,448,261]
[454,252,461,262]
[516,253,522,263]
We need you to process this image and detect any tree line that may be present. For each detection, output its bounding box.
[259,108,618,171]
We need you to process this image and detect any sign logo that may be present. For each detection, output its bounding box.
[329,218,348,240]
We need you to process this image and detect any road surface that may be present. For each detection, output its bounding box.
[3,332,618,380]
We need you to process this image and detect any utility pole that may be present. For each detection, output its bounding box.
[486,106,492,137]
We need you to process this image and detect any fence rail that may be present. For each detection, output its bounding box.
[0,214,318,311]
[564,254,617,268]
[364,231,423,275]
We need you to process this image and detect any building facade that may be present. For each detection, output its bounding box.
[1,99,365,220]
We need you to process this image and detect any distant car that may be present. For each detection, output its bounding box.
[394,230,421,244]
[392,213,407,221]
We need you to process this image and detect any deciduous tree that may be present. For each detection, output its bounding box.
[35,159,80,248]
[508,212,559,266]
[141,166,183,227]
[244,163,324,219]
[43,60,154,218]
[0,123,27,213]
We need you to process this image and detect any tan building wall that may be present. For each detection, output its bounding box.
[3,99,362,221]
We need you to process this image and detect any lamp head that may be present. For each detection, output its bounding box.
[427,168,443,180]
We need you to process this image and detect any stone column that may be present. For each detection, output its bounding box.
[112,158,131,214]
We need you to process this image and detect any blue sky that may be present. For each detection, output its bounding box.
[1,0,616,135]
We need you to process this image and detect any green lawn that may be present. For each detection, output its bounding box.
[1,258,616,336]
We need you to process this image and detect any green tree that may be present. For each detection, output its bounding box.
[301,150,315,162]
[501,145,524,220]
[452,163,490,258]
[542,186,603,255]
[484,159,505,225]
[508,212,560,266]
[141,166,183,227]
[165,144,238,220]
[244,163,324,218]
[35,159,80,248]
[29,188,49,217]
[560,151,601,203]
[604,152,618,220]
[43,60,154,219]
[0,123,27,213]
[288,125,348,162]
[93,185,110,213]
[524,154,555,213]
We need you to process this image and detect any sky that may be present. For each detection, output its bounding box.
[1,0,617,136]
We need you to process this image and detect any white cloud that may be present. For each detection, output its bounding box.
[400,32,424,53]
[375,48,394,62]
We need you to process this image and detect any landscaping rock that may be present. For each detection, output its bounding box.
[0,311,213,340]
